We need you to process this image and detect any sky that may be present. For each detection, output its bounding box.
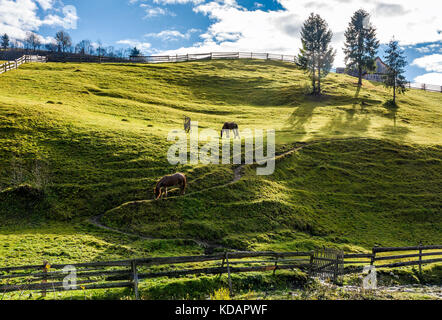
[1,0,442,84]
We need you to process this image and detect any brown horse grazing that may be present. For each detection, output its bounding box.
[221,122,240,139]
[154,173,187,200]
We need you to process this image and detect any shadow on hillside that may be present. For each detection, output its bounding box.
[320,112,371,137]
[284,91,380,140]
[380,101,412,140]
[168,73,305,107]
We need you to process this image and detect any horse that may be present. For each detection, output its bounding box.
[154,173,187,200]
[221,122,240,139]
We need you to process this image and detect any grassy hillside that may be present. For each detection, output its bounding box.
[0,59,441,267]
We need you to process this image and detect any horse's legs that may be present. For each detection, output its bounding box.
[165,188,168,199]
[181,183,186,195]
[234,128,239,139]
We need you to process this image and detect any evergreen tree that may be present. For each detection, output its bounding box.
[383,39,408,105]
[298,13,335,95]
[343,9,379,86]
[1,33,9,50]
[130,47,141,57]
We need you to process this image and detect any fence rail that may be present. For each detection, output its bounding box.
[407,82,442,93]
[0,55,47,75]
[2,51,440,92]
[131,52,441,91]
[1,245,440,299]
[130,51,297,65]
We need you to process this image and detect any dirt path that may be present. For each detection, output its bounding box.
[89,137,370,250]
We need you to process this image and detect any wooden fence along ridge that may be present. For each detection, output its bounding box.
[1,51,440,92]
[0,245,441,299]
[129,51,442,93]
[0,55,47,75]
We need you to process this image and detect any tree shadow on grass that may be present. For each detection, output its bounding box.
[380,100,412,140]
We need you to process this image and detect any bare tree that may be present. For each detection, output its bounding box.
[75,40,93,55]
[55,30,72,53]
[106,46,115,57]
[24,32,41,52]
[45,41,58,52]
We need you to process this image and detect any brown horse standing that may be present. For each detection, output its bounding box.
[154,173,187,200]
[221,122,240,139]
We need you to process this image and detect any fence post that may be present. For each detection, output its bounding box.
[226,252,232,295]
[333,254,339,284]
[308,250,314,279]
[440,86,442,93]
[418,243,423,275]
[273,254,279,276]
[42,260,49,297]
[371,247,376,266]
[266,53,269,60]
[422,83,426,91]
[217,254,226,279]
[131,261,140,300]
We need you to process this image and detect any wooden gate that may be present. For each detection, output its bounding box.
[309,248,344,283]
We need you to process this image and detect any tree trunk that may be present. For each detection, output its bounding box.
[311,54,316,95]
[318,65,321,95]
[358,64,362,86]
[393,83,396,104]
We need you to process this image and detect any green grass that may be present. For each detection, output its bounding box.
[0,59,441,299]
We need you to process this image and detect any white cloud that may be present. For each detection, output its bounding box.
[153,0,204,4]
[412,54,442,73]
[414,73,442,85]
[36,0,54,10]
[0,0,78,41]
[43,5,78,29]
[117,39,152,52]
[145,28,200,41]
[153,0,442,68]
[139,3,176,18]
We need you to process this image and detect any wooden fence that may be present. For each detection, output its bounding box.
[130,51,298,64]
[407,82,442,93]
[342,244,442,274]
[0,55,47,75]
[1,245,440,299]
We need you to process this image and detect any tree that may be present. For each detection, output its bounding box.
[75,40,93,55]
[343,9,380,86]
[383,39,408,105]
[45,41,58,52]
[130,47,141,57]
[55,31,72,53]
[298,13,336,96]
[1,33,9,50]
[24,32,41,52]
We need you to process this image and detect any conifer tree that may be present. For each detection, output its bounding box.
[383,39,408,105]
[343,9,380,86]
[298,13,335,95]
[1,33,9,50]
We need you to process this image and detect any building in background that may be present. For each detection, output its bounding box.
[336,57,388,82]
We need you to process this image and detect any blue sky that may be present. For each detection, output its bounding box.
[1,0,442,84]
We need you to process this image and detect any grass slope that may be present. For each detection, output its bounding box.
[0,59,441,265]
